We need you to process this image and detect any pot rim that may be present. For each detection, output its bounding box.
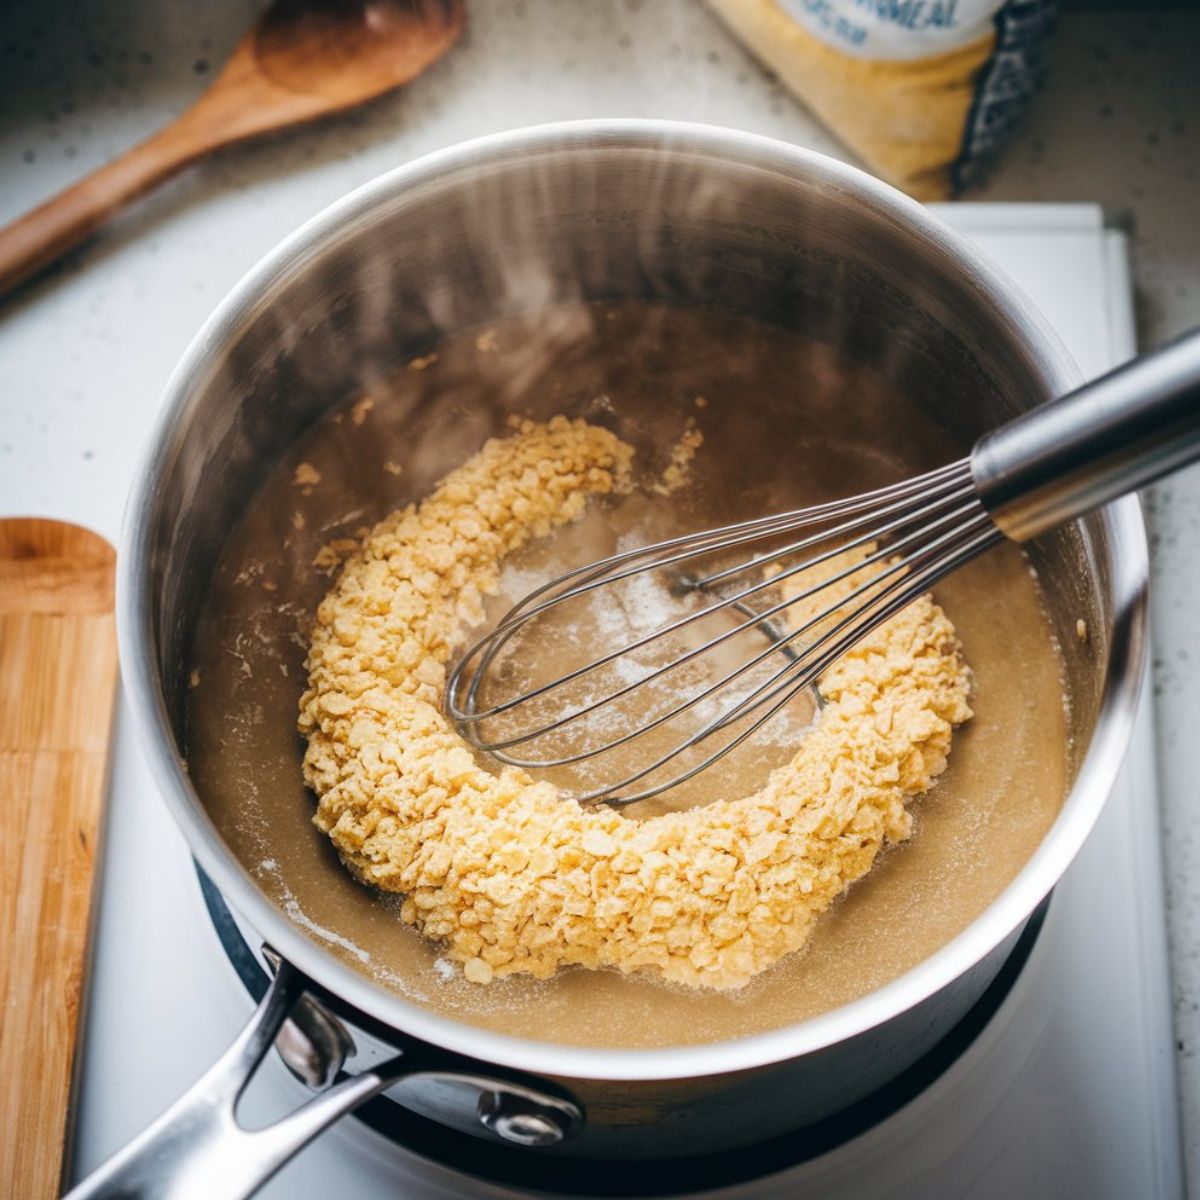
[118,119,1148,1083]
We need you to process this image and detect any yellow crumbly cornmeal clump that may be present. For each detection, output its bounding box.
[299,416,972,990]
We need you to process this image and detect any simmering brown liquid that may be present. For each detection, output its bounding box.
[186,302,1068,1048]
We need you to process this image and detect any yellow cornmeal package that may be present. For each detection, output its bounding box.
[707,0,1058,199]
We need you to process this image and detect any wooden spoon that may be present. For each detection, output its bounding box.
[0,0,464,297]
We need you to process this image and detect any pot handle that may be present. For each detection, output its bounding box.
[64,961,401,1200]
[65,958,584,1199]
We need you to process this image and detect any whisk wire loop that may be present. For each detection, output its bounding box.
[448,463,975,726]
[469,493,986,763]
[445,457,1005,806]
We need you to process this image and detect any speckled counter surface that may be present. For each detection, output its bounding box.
[2,0,1197,1184]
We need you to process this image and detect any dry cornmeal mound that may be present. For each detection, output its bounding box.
[299,415,972,990]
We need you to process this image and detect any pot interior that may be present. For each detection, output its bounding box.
[137,129,1115,1052]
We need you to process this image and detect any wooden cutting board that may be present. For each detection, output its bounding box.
[0,519,118,1199]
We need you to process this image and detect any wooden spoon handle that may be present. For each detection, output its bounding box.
[0,117,211,297]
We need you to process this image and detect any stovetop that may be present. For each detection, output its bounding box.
[67,206,1185,1198]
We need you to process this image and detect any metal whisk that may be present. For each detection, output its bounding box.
[447,331,1200,806]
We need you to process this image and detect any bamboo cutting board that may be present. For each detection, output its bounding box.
[0,519,118,1199]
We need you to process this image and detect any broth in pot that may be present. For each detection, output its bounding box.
[186,300,1068,1049]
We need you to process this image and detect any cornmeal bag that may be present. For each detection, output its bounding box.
[707,0,1058,199]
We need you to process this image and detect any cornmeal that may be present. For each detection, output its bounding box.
[299,416,972,990]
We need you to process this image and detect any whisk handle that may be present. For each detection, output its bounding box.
[971,328,1200,542]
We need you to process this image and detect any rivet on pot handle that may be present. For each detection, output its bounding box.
[65,958,584,1200]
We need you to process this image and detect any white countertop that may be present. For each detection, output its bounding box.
[2,0,1198,1185]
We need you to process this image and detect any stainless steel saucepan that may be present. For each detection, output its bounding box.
[78,122,1147,1198]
